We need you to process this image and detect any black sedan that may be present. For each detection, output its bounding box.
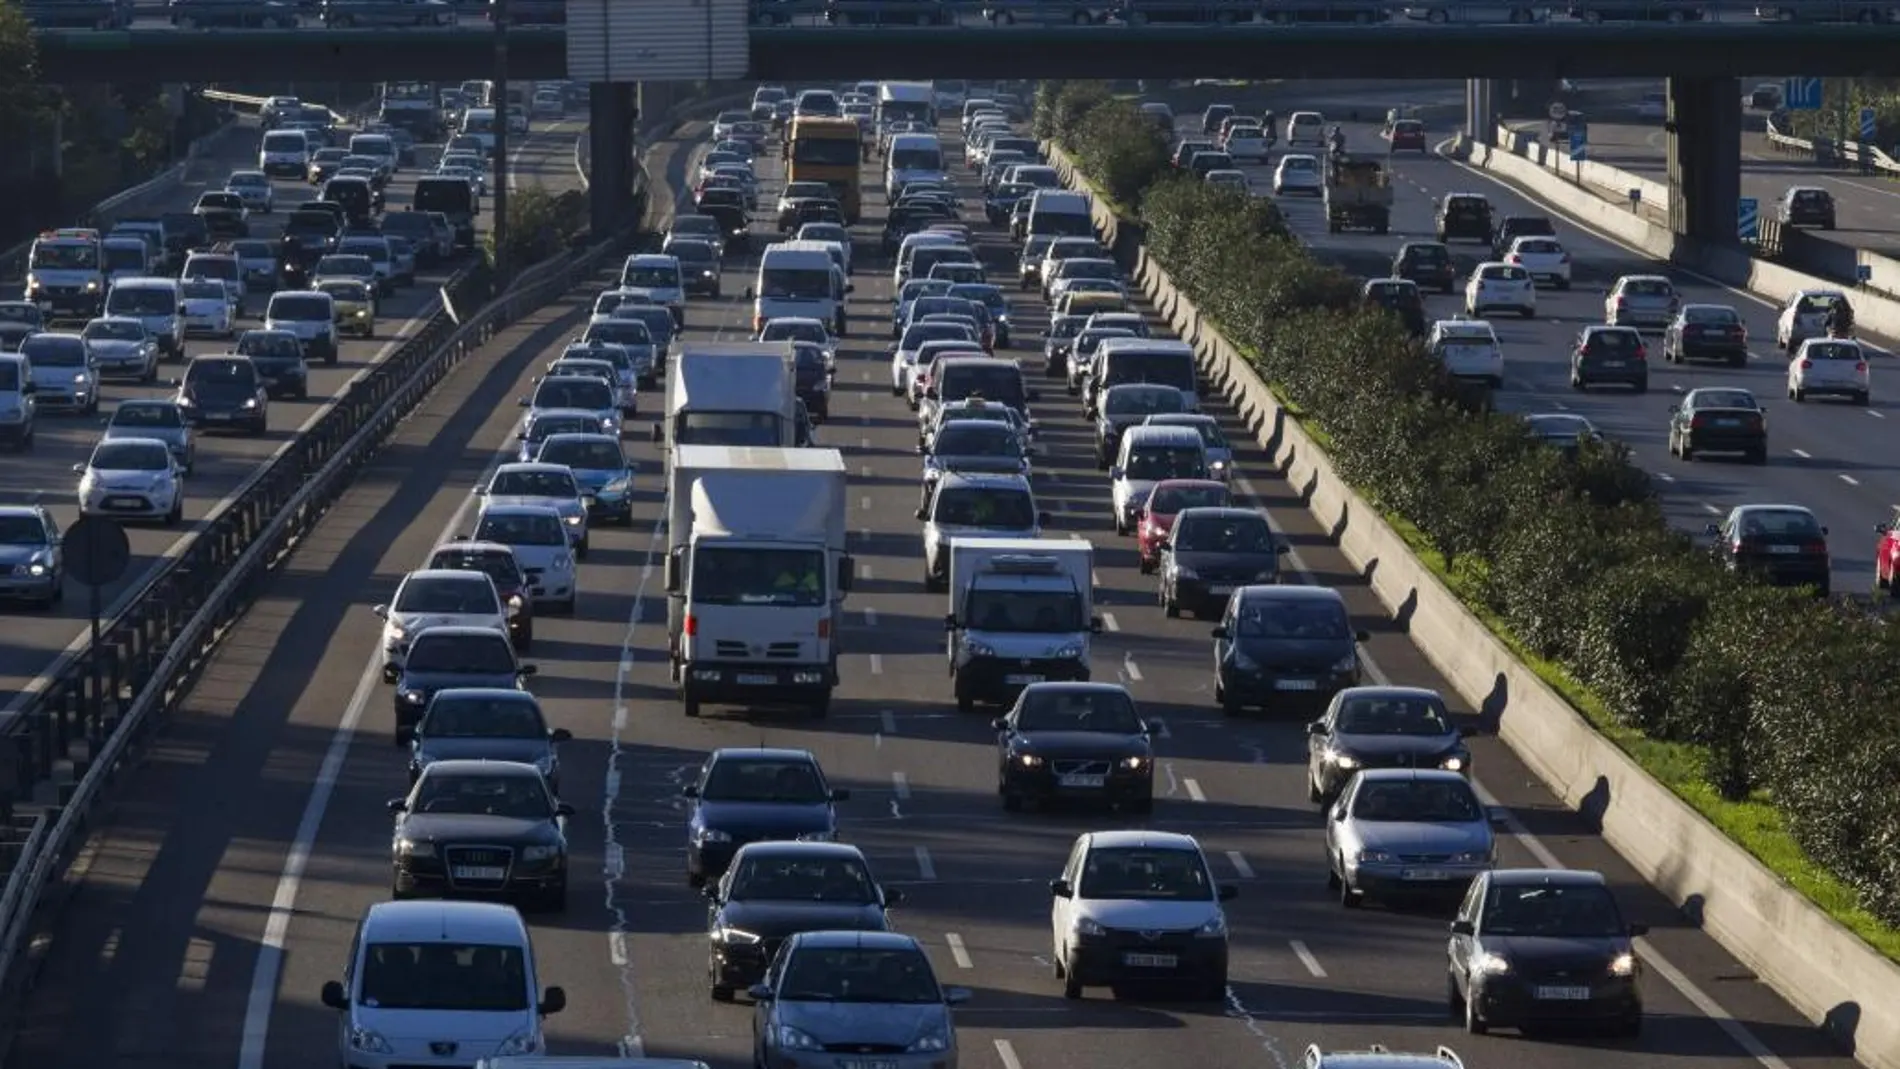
[994,682,1153,813]
[1362,278,1426,337]
[1524,413,1600,458]
[1304,685,1469,804]
[1707,504,1830,596]
[1662,304,1749,366]
[1668,387,1767,463]
[683,747,850,887]
[704,840,901,999]
[407,687,569,790]
[1212,586,1368,716]
[387,625,537,745]
[1448,868,1645,1036]
[388,759,573,910]
[1392,242,1456,294]
[1159,507,1287,618]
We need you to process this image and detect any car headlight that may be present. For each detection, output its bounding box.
[712,927,762,945]
[72,371,88,383]
[1195,914,1227,938]
[563,514,583,526]
[964,640,995,658]
[1332,654,1359,673]
[909,1033,950,1053]
[398,690,426,705]
[1449,851,1489,864]
[1016,753,1042,768]
[507,594,524,615]
[694,827,732,845]
[1440,755,1466,772]
[777,1026,822,1051]
[1355,849,1394,864]
[1474,951,1512,974]
[494,1028,543,1056]
[600,416,617,432]
[520,844,560,862]
[1073,916,1105,937]
[1609,952,1637,977]
[552,554,573,572]
[241,398,258,409]
[1051,644,1083,659]
[601,477,632,497]
[386,622,407,643]
[1328,751,1360,769]
[26,561,48,577]
[396,838,434,858]
[347,1026,392,1053]
[1120,755,1149,771]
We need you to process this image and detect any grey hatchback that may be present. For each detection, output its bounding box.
[751,931,970,1069]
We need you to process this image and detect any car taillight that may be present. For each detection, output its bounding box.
[1616,298,1629,308]
[683,615,697,636]
[1690,415,1705,429]
[1803,540,1829,555]
[817,617,831,639]
[1857,361,1868,372]
[1635,346,1648,360]
[1800,359,1813,369]
[1507,254,1521,264]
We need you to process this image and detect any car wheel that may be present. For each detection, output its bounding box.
[1339,872,1361,908]
[1464,986,1489,1034]
[1061,954,1083,999]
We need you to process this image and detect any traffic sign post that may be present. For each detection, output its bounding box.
[1785,78,1825,111]
[65,516,131,715]
[1861,107,1878,141]
[1568,127,1588,163]
[1738,197,1760,243]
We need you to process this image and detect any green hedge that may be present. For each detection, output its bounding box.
[1038,80,1900,941]
[486,187,590,272]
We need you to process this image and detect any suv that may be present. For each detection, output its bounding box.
[264,290,339,365]
[1490,214,1554,259]
[174,354,270,434]
[1435,193,1494,244]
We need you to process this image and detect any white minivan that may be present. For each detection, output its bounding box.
[1286,110,1326,148]
[320,900,566,1069]
[750,241,850,336]
[885,132,946,199]
[258,127,312,179]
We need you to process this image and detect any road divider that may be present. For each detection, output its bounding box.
[1051,137,1900,1069]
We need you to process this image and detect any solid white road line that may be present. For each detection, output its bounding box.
[994,1039,1025,1069]
[1289,939,1327,979]
[1226,850,1255,879]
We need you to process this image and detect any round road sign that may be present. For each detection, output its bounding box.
[1548,101,1569,121]
[65,516,132,588]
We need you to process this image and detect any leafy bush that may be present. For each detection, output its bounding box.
[487,187,589,271]
[1041,83,1900,931]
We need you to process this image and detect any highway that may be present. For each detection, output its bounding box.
[5,86,1857,1069]
[0,110,584,718]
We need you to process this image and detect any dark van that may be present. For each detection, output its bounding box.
[413,176,476,250]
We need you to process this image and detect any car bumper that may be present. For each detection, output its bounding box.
[186,408,265,429]
[1171,576,1260,613]
[1218,667,1357,709]
[32,388,91,411]
[1469,974,1640,1028]
[1684,429,1764,454]
[1068,935,1227,987]
[93,357,154,379]
[1576,363,1647,386]
[0,572,60,599]
[761,1051,951,1069]
[1345,860,1489,897]
[1677,341,1747,360]
[680,662,836,704]
[1793,378,1866,398]
[954,657,1089,703]
[392,853,566,899]
[80,491,175,519]
[1002,763,1151,805]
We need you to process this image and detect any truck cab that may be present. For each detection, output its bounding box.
[26,229,106,320]
[656,343,799,450]
[946,538,1102,712]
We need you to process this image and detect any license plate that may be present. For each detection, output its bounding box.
[452,865,506,880]
[840,1061,899,1069]
[105,497,143,510]
[1601,360,1626,368]
[1714,418,1739,426]
[581,495,597,505]
[1059,774,1106,789]
[1768,545,1802,555]
[203,413,231,421]
[1534,985,1592,1000]
[1275,679,1318,691]
[1206,584,1235,595]
[1403,868,1453,881]
[1004,673,1044,685]
[737,673,776,685]
[1123,953,1177,968]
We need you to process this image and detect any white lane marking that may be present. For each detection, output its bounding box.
[860,436,871,449]
[1655,471,1676,483]
[860,494,872,510]
[604,843,625,879]
[914,844,937,880]
[1102,612,1121,632]
[1226,850,1255,879]
[863,607,878,627]
[609,931,629,966]
[1702,502,1723,515]
[859,562,874,580]
[1290,940,1327,978]
[881,708,897,735]
[1791,448,1811,459]
[869,653,884,675]
[1122,656,1144,683]
[1868,409,1885,419]
[891,770,910,800]
[945,932,973,969]
[859,465,872,478]
[1840,473,1860,486]
[994,1039,1025,1069]
[1184,777,1207,802]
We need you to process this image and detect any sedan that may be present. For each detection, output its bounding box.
[1502,236,1570,289]
[1662,303,1748,366]
[1327,769,1493,907]
[388,625,537,744]
[473,504,578,612]
[102,399,194,473]
[750,932,969,1065]
[1160,506,1286,618]
[1463,262,1536,319]
[425,539,534,649]
[706,841,900,1000]
[683,747,850,888]
[1448,868,1645,1036]
[478,462,591,556]
[535,432,635,526]
[1136,478,1230,574]
[224,170,276,214]
[0,504,63,608]
[1707,503,1830,596]
[994,682,1153,813]
[1273,154,1322,196]
[388,759,572,910]
[74,438,182,526]
[407,687,568,788]
[1305,685,1469,803]
[1668,387,1766,463]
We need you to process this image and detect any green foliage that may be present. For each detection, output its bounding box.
[1040,79,1900,933]
[487,187,589,271]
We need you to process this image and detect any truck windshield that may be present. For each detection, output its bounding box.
[932,487,1034,528]
[692,546,826,607]
[792,137,860,167]
[964,589,1082,633]
[677,411,783,447]
[760,268,833,300]
[32,243,97,270]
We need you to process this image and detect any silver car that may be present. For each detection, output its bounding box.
[477,462,591,556]
[473,503,577,612]
[521,373,620,438]
[1604,274,1680,330]
[546,356,633,415]
[0,504,62,607]
[517,407,600,464]
[1325,769,1495,907]
[750,930,969,1069]
[1143,413,1234,482]
[81,316,159,383]
[103,399,195,473]
[407,687,569,789]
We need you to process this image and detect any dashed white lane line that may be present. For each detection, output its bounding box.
[880,708,897,735]
[1791,448,1811,459]
[1868,409,1885,419]
[1102,611,1121,632]
[891,770,910,800]
[1840,473,1861,486]
[860,494,873,510]
[863,607,878,627]
[995,1039,1025,1069]
[1226,850,1255,879]
[1290,940,1327,979]
[1122,655,1144,683]
[859,466,872,479]
[869,653,884,675]
[609,931,629,966]
[945,932,973,969]
[1654,471,1676,483]
[859,562,874,580]
[914,845,937,880]
[860,436,871,449]
[1184,777,1207,802]
[1702,502,1723,515]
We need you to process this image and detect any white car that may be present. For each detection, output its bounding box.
[1503,236,1571,289]
[478,462,591,556]
[75,437,182,526]
[1110,425,1210,534]
[1427,319,1506,388]
[532,91,564,118]
[374,568,511,669]
[1205,170,1250,195]
[474,503,578,612]
[81,316,159,382]
[224,170,275,214]
[1463,262,1537,319]
[179,278,236,337]
[795,222,854,275]
[1775,288,1849,351]
[1787,337,1870,405]
[1049,830,1234,1001]
[1273,154,1322,196]
[1605,274,1680,329]
[1222,126,1270,162]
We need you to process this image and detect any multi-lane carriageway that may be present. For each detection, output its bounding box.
[6,95,1862,1069]
[0,109,588,719]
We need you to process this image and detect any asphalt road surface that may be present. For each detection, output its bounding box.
[5,95,1862,1069]
[0,111,585,719]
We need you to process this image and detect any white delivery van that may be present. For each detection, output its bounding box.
[461,107,499,154]
[1026,189,1095,241]
[258,128,312,179]
[885,133,946,199]
[750,241,850,337]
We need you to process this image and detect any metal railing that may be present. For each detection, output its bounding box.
[1764,113,1900,175]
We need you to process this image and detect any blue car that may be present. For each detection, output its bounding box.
[682,747,849,887]
[387,625,536,745]
[535,431,635,525]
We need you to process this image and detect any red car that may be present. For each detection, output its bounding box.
[1877,506,1900,591]
[1137,479,1232,574]
[1387,119,1427,153]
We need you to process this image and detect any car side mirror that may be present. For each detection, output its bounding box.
[516,397,528,406]
[1703,522,1721,536]
[1276,543,1291,555]
[748,983,773,1001]
[990,717,1008,732]
[1211,626,1228,640]
[539,985,567,1016]
[1038,510,1052,525]
[702,882,721,900]
[915,507,928,520]
[555,802,576,817]
[550,727,573,742]
[1089,615,1104,634]
[1307,721,1326,735]
[372,604,389,619]
[1879,524,1892,534]
[1821,526,1829,536]
[1628,923,1649,936]
[945,986,972,1005]
[944,612,957,631]
[681,783,700,798]
[1218,884,1238,902]
[916,444,926,455]
[1108,466,1123,479]
[884,887,906,906]
[517,664,538,677]
[846,283,855,293]
[1355,630,1371,643]
[71,463,84,474]
[1049,878,1072,898]
[651,423,663,443]
[385,797,408,813]
[320,980,348,1010]
[830,788,851,801]
[1450,919,1474,935]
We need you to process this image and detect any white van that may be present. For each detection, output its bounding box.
[461,107,499,154]
[0,353,35,449]
[1094,337,1201,412]
[1026,189,1095,241]
[258,127,311,179]
[751,241,850,336]
[885,133,946,199]
[104,277,185,359]
[320,900,567,1069]
[1286,111,1326,148]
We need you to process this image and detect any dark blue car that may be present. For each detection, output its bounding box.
[682,747,849,886]
[387,625,536,745]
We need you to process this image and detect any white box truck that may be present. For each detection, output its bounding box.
[664,445,853,717]
[945,537,1101,712]
[652,342,802,450]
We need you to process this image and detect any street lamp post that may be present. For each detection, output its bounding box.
[492,0,511,279]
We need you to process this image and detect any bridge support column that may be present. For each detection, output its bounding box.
[1465,79,1500,146]
[1665,76,1742,247]
[589,82,637,237]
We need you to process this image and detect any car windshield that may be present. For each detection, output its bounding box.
[421,696,544,739]
[238,333,303,359]
[589,320,658,347]
[1622,279,1673,297]
[1176,515,1272,552]
[901,322,966,349]
[431,550,522,589]
[1078,847,1213,901]
[358,942,528,1012]
[318,255,373,277]
[1236,600,1349,640]
[490,470,577,498]
[321,281,371,302]
[550,361,613,382]
[1336,694,1452,735]
[1352,778,1482,822]
[623,266,679,289]
[762,320,829,345]
[692,546,826,608]
[934,424,1019,457]
[271,295,330,320]
[476,511,567,547]
[1125,446,1206,481]
[91,443,168,471]
[676,411,783,447]
[111,403,182,429]
[533,379,613,411]
[182,280,225,300]
[932,487,1035,528]
[669,242,715,264]
[760,269,833,300]
[1106,388,1186,416]
[729,854,877,903]
[83,321,143,342]
[0,516,47,545]
[1482,883,1625,937]
[1150,484,1228,514]
[23,336,85,366]
[395,577,499,615]
[526,415,593,443]
[30,242,97,270]
[671,218,721,241]
[702,758,827,803]
[412,772,549,818]
[1736,509,1823,538]
[963,589,1081,633]
[1692,390,1758,411]
[1015,689,1141,733]
[405,633,515,674]
[537,438,623,470]
[778,946,940,1004]
[1683,306,1739,326]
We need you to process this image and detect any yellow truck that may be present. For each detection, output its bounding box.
[1324,157,1392,234]
[787,117,863,224]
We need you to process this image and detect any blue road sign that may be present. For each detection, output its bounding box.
[1785,78,1825,111]
[1862,107,1878,141]
[1738,197,1759,242]
[1569,128,1587,162]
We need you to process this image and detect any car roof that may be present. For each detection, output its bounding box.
[1122,425,1204,447]
[430,540,515,557]
[789,930,920,952]
[1336,684,1441,702]
[937,471,1032,492]
[93,436,170,454]
[1238,584,1346,605]
[479,503,564,519]
[731,840,868,862]
[1352,768,1469,786]
[1732,503,1817,516]
[408,624,514,640]
[1486,867,1607,888]
[1085,829,1202,852]
[1019,681,1131,699]
[495,462,570,476]
[1174,506,1264,523]
[430,686,536,702]
[0,504,48,520]
[423,758,543,778]
[711,746,819,762]
[361,899,530,944]
[403,568,493,584]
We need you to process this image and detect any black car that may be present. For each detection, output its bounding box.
[193,192,250,241]
[1436,193,1494,245]
[280,209,341,271]
[1211,585,1368,716]
[1044,313,1086,377]
[1780,186,1836,229]
[234,329,309,400]
[0,302,45,352]
[986,181,1034,226]
[1361,278,1426,337]
[173,355,269,434]
[388,759,572,910]
[791,342,830,421]
[425,540,536,648]
[1570,325,1648,392]
[1524,413,1599,457]
[1662,303,1748,366]
[682,747,849,887]
[704,841,899,999]
[696,193,750,251]
[1490,214,1555,260]
[1305,685,1469,803]
[665,239,723,297]
[387,625,537,744]
[993,682,1154,813]
[1171,139,1217,170]
[407,687,569,788]
[1707,504,1830,595]
[1392,241,1456,294]
[160,211,210,261]
[1202,104,1235,135]
[1160,507,1287,618]
[1449,868,1645,1036]
[1668,387,1766,463]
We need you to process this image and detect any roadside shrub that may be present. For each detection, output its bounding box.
[487,187,588,271]
[1070,99,1167,209]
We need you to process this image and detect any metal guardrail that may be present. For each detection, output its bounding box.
[1764,113,1900,175]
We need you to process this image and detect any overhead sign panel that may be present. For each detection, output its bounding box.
[567,0,748,82]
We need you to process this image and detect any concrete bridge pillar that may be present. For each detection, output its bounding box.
[1666,76,1742,247]
[1465,79,1503,146]
[588,82,637,237]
